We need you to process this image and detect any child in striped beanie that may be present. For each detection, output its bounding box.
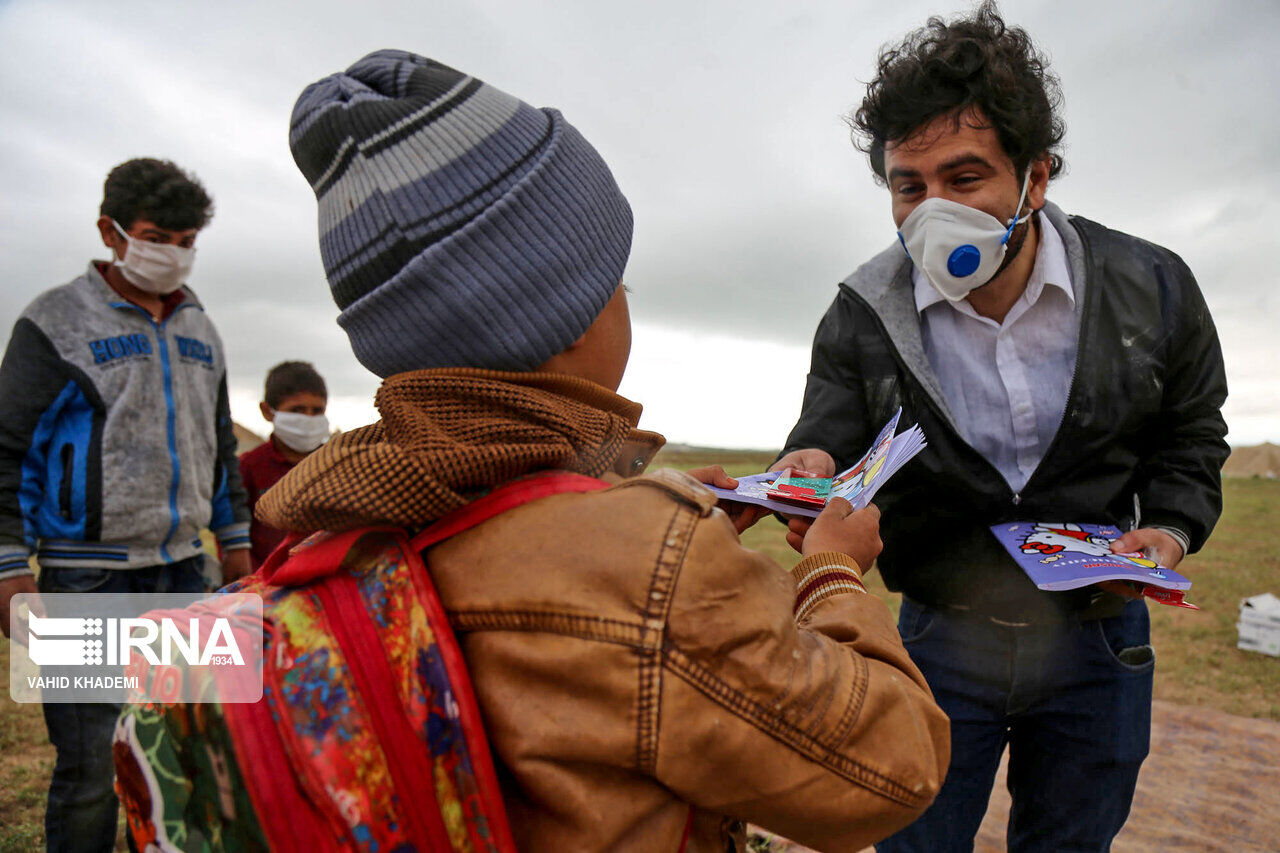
[263,49,940,853]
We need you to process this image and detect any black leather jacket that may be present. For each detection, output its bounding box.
[782,203,1229,618]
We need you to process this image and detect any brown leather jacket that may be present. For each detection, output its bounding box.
[260,370,949,852]
[429,459,949,851]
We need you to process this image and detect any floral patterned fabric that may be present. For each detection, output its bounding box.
[115,528,511,852]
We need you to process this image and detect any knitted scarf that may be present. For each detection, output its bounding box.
[257,368,663,533]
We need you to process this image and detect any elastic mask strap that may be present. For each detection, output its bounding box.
[1000,169,1034,246]
[110,220,132,263]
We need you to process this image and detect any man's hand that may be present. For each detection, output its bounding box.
[1110,528,1184,569]
[798,497,882,571]
[220,549,253,585]
[687,465,771,533]
[1,574,41,643]
[771,448,837,478]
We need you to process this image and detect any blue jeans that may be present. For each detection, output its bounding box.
[876,598,1154,853]
[37,557,205,853]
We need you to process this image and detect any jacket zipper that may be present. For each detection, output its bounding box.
[112,301,198,560]
[314,574,454,851]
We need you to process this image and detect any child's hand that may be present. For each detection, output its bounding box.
[800,498,882,572]
[686,465,770,533]
[221,549,253,585]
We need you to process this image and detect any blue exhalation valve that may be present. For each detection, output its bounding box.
[947,244,981,277]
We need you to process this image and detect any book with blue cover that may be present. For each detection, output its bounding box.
[989,521,1198,609]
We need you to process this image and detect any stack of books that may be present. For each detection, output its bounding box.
[1237,593,1280,657]
[705,409,925,518]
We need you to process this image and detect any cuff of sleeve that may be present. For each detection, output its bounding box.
[1149,525,1190,561]
[214,522,252,551]
[0,546,34,580]
[790,552,866,622]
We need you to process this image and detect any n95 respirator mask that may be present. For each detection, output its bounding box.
[896,170,1033,302]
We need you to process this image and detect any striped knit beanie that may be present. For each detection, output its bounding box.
[289,50,634,377]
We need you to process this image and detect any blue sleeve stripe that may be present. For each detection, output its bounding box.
[18,381,80,546]
[209,464,236,531]
[37,549,130,562]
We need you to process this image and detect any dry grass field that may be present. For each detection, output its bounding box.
[1,454,1276,850]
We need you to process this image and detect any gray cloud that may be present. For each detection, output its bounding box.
[1,0,1276,445]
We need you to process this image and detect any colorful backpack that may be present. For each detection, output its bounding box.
[114,472,610,852]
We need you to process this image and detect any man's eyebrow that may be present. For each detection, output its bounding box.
[938,153,996,172]
[888,153,998,184]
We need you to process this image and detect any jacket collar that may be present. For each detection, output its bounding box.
[85,261,202,315]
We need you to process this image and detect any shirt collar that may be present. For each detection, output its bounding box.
[912,210,1075,315]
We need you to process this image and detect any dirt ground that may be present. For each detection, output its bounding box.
[973,699,1280,853]
[760,699,1280,852]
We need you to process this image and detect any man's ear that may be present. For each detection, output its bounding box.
[1027,155,1052,212]
[259,401,274,422]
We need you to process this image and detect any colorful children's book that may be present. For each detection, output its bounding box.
[990,521,1199,610]
[705,409,927,518]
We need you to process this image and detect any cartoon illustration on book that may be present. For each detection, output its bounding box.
[831,410,899,500]
[991,521,1198,609]
[705,409,926,517]
[1019,523,1159,570]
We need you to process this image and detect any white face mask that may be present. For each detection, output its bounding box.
[896,170,1033,302]
[272,411,331,453]
[111,220,196,295]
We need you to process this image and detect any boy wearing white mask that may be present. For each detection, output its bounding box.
[0,157,251,852]
[776,3,1228,851]
[239,360,330,569]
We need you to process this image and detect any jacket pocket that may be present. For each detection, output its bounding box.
[58,443,74,521]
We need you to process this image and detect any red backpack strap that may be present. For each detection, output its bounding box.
[400,471,609,853]
[409,471,611,551]
[260,526,401,586]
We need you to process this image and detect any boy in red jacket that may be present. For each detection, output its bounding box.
[238,361,329,569]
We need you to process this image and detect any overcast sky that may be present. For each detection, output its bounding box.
[2,0,1276,449]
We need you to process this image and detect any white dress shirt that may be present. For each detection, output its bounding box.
[913,214,1078,494]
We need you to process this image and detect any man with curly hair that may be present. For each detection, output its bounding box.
[0,158,251,852]
[776,3,1228,850]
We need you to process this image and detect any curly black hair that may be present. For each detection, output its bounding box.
[850,1,1065,183]
[264,361,328,409]
[100,158,214,231]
